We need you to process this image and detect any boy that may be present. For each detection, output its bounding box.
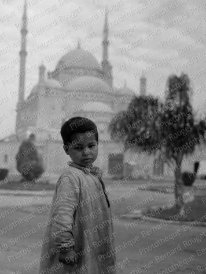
[39,117,116,274]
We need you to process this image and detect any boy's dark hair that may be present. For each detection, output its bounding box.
[60,116,98,145]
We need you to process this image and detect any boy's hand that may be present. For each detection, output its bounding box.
[59,248,78,265]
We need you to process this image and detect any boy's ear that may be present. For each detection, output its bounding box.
[63,145,69,154]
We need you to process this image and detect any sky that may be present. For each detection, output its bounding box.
[0,0,206,138]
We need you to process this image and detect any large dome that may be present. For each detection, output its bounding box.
[57,48,101,70]
[68,76,112,94]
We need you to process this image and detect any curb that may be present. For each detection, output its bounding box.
[0,189,54,196]
[121,210,206,227]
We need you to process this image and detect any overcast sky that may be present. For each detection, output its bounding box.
[0,0,206,138]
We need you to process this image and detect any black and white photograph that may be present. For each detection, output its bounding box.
[0,0,206,273]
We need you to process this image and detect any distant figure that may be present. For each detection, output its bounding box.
[182,161,200,187]
[39,117,116,274]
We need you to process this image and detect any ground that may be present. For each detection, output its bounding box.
[0,180,206,274]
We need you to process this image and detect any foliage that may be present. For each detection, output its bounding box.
[109,73,206,207]
[162,74,205,163]
[165,73,192,105]
[161,103,195,162]
[109,96,162,153]
[16,136,44,181]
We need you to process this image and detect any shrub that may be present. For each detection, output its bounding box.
[182,172,195,187]
[16,136,44,181]
[0,168,8,181]
[182,162,199,187]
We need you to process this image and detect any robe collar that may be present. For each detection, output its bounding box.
[68,162,103,179]
[68,161,110,207]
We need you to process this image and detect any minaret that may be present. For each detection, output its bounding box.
[16,0,28,136]
[140,74,146,96]
[102,8,113,87]
[102,8,109,62]
[18,0,28,103]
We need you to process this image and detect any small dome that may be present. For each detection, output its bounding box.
[27,79,61,99]
[81,102,113,113]
[115,80,134,95]
[68,76,112,94]
[57,48,101,70]
[44,79,61,88]
[117,86,134,95]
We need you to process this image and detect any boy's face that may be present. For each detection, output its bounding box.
[64,131,98,167]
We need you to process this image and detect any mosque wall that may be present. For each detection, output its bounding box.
[66,90,115,105]
[0,141,19,175]
[78,111,113,142]
[17,96,39,136]
[64,94,84,117]
[39,141,68,176]
[1,137,206,181]
[42,140,124,179]
[64,92,114,118]
[37,89,65,130]
[100,141,124,178]
[122,144,206,180]
[124,150,153,179]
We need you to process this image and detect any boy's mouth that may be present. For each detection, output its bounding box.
[82,158,92,161]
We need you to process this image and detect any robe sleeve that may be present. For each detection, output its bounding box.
[50,174,80,252]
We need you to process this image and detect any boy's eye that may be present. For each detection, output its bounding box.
[88,144,96,148]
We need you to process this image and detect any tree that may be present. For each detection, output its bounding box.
[162,73,205,207]
[109,73,206,209]
[16,134,44,181]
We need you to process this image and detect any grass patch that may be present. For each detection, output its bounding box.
[143,196,206,222]
[139,185,173,193]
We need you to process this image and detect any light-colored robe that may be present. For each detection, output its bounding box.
[39,163,116,274]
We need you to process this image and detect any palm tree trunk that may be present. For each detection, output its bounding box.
[174,157,183,209]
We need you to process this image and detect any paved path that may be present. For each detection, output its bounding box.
[0,190,52,208]
[0,210,206,274]
[1,185,205,273]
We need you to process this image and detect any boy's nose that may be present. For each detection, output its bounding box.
[82,147,90,155]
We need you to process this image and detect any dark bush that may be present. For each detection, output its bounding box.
[0,168,8,180]
[16,136,44,182]
[182,162,199,187]
[182,172,195,187]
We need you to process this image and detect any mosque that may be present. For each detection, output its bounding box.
[3,2,198,180]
